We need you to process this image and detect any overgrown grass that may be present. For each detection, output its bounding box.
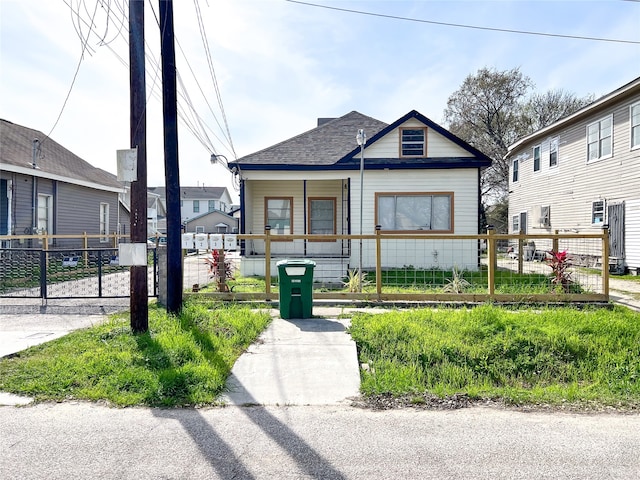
[348,304,640,408]
[0,299,271,406]
[221,267,568,295]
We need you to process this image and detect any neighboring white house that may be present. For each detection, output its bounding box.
[148,185,233,229]
[506,76,640,273]
[228,110,492,279]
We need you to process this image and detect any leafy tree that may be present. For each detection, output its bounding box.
[443,67,593,231]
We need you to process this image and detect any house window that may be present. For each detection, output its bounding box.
[376,192,453,232]
[195,226,205,234]
[308,198,336,236]
[193,200,200,213]
[587,115,612,162]
[99,203,109,243]
[540,206,551,227]
[265,197,292,235]
[208,200,216,212]
[631,102,640,149]
[400,128,426,157]
[592,200,605,224]
[512,215,520,234]
[549,137,559,167]
[533,145,541,172]
[512,158,519,183]
[37,194,52,235]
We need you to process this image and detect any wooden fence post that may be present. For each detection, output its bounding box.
[264,226,271,295]
[518,230,524,274]
[83,232,88,266]
[602,225,609,300]
[552,230,559,253]
[487,226,496,299]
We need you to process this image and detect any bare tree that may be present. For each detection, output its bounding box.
[443,67,593,229]
[521,89,594,132]
[444,67,532,203]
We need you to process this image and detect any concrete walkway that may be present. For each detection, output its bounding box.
[220,310,361,406]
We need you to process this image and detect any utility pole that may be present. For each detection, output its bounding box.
[159,0,183,313]
[129,0,148,332]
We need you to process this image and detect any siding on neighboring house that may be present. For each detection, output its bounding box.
[508,77,640,269]
[56,183,120,244]
[626,199,640,271]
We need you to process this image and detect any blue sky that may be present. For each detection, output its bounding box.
[1,0,639,201]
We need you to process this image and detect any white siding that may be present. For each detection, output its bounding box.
[627,199,640,270]
[244,169,480,270]
[365,118,472,159]
[508,89,640,268]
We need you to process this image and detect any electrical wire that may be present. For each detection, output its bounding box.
[285,0,640,45]
[42,0,101,146]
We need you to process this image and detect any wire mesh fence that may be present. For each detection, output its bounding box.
[0,247,158,299]
[194,230,609,303]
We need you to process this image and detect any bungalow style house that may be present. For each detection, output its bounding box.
[506,76,640,274]
[1,119,126,248]
[228,110,492,280]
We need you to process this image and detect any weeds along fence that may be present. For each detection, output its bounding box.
[192,227,611,304]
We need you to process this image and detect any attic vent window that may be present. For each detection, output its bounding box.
[400,128,426,157]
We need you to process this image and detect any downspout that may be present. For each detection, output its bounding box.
[32,139,39,234]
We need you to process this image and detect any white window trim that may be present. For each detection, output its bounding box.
[99,202,110,243]
[591,199,606,226]
[540,205,551,228]
[512,158,519,183]
[586,114,613,163]
[532,144,541,173]
[631,101,640,151]
[549,137,559,169]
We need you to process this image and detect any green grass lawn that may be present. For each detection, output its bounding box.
[348,304,640,409]
[0,299,271,407]
[2,300,638,410]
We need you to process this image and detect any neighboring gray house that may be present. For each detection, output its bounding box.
[506,76,640,273]
[184,210,238,234]
[148,186,233,227]
[1,119,126,247]
[229,110,492,279]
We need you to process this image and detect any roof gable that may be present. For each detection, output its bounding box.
[231,110,491,171]
[337,110,492,166]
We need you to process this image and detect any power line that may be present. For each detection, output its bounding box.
[285,0,640,45]
[42,0,101,145]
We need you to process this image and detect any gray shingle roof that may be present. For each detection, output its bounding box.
[0,119,121,189]
[148,186,229,200]
[230,111,388,167]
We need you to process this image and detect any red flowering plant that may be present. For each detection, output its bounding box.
[546,249,572,293]
[204,249,235,292]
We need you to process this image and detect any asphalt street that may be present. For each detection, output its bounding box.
[1,402,639,480]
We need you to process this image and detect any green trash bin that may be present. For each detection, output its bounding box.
[277,259,316,319]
